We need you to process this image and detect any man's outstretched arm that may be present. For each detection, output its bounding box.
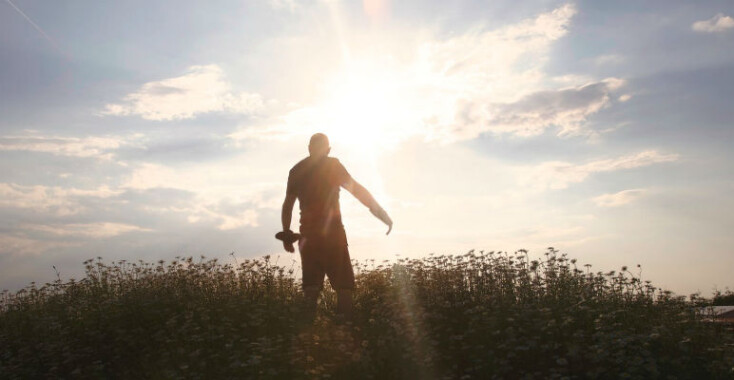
[281,193,297,252]
[342,178,393,235]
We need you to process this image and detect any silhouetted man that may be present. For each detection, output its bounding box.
[280,133,393,322]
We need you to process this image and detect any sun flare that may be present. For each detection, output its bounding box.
[315,65,422,155]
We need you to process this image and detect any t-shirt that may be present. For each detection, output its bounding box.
[286,156,351,234]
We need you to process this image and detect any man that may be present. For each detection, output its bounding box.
[280,133,393,321]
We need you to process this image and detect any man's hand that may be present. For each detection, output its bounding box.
[275,230,300,253]
[370,207,393,235]
[283,241,295,253]
[342,178,393,235]
[281,193,297,250]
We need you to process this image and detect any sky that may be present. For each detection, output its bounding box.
[1,0,733,296]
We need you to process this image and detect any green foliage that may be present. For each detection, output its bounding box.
[713,290,734,306]
[1,249,733,379]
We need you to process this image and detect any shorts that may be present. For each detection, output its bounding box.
[298,226,355,290]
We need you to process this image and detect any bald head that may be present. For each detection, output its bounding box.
[308,133,330,158]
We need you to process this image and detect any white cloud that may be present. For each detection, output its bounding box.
[526,225,584,240]
[581,150,678,172]
[593,189,647,207]
[551,74,595,85]
[24,223,152,238]
[240,4,625,144]
[0,234,78,256]
[159,197,262,230]
[213,209,259,230]
[0,183,122,216]
[692,13,734,33]
[0,134,134,159]
[394,3,583,141]
[102,65,264,121]
[160,203,260,230]
[0,222,147,256]
[523,151,679,190]
[594,54,624,65]
[269,0,298,12]
[479,78,625,138]
[236,4,585,146]
[123,163,181,190]
[1,178,261,232]
[121,161,278,230]
[120,148,288,208]
[516,225,607,248]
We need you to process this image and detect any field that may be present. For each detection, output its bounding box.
[1,248,733,379]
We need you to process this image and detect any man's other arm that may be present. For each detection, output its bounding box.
[342,178,393,235]
[281,193,297,252]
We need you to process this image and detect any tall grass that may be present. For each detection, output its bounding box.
[1,248,732,379]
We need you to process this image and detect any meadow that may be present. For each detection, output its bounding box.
[1,248,732,379]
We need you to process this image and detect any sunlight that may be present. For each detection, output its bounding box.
[317,65,419,155]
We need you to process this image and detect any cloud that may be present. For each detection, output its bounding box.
[523,150,679,190]
[143,203,261,231]
[24,223,152,239]
[1,178,263,258]
[480,78,625,138]
[237,4,627,144]
[0,234,78,256]
[268,0,298,12]
[120,162,276,230]
[594,54,625,65]
[149,201,260,231]
[102,65,264,121]
[518,225,606,248]
[593,189,647,207]
[192,208,259,230]
[400,3,583,141]
[235,4,583,146]
[0,222,149,257]
[0,134,134,159]
[526,225,583,241]
[692,13,734,33]
[0,183,122,216]
[120,155,286,211]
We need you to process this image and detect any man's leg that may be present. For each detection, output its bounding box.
[335,289,353,322]
[331,230,355,323]
[300,236,325,323]
[303,284,321,321]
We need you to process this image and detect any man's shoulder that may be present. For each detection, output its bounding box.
[328,157,342,164]
[289,157,311,174]
[290,157,344,172]
[325,157,348,176]
[325,157,347,170]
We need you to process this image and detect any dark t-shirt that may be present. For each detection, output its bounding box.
[287,156,351,235]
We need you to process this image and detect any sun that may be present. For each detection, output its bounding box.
[315,65,420,156]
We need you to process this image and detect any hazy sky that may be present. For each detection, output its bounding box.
[2,0,733,295]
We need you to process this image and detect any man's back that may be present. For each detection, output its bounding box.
[287,156,351,235]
